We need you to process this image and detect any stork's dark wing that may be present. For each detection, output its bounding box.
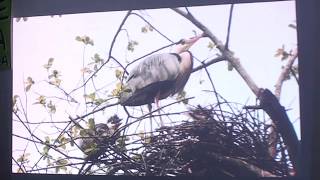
[119,53,181,106]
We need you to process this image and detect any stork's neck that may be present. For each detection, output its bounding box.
[173,46,183,54]
[178,51,193,72]
[173,44,191,54]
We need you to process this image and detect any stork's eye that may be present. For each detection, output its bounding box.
[178,39,186,45]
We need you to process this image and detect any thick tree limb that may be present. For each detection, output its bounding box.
[172,8,300,174]
[270,48,298,162]
[258,89,300,173]
[209,152,278,177]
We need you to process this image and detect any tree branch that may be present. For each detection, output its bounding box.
[172,7,300,175]
[259,89,300,174]
[274,48,298,99]
[210,153,278,177]
[192,56,225,73]
[172,8,260,96]
[69,10,132,95]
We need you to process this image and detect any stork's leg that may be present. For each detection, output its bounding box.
[147,103,153,136]
[155,92,164,127]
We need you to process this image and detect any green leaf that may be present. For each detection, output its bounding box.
[88,118,95,130]
[84,144,98,155]
[52,70,59,78]
[13,95,19,106]
[79,129,87,137]
[80,129,94,137]
[88,40,94,46]
[46,158,53,167]
[72,126,80,137]
[17,153,30,163]
[43,58,54,70]
[56,158,68,166]
[207,42,216,50]
[94,98,106,105]
[92,53,104,64]
[141,26,148,33]
[75,36,82,41]
[80,67,93,74]
[274,48,284,58]
[288,23,297,29]
[76,35,94,46]
[60,166,67,172]
[17,167,24,173]
[60,144,66,150]
[115,69,123,80]
[48,58,54,64]
[88,92,96,100]
[84,92,96,101]
[127,40,139,52]
[144,135,151,144]
[137,130,145,139]
[58,135,67,143]
[25,77,34,92]
[93,64,98,71]
[132,154,142,161]
[34,95,46,106]
[111,82,124,97]
[53,78,61,87]
[84,36,89,43]
[47,101,56,114]
[176,90,188,104]
[274,45,289,61]
[16,157,23,162]
[281,52,289,61]
[43,145,50,155]
[45,136,50,143]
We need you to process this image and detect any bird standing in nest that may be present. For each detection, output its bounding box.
[119,33,204,126]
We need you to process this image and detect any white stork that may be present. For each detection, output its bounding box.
[119,33,204,123]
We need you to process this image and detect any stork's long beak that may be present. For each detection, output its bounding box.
[174,33,204,54]
[185,33,204,45]
[183,33,204,51]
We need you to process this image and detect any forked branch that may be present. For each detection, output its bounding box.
[172,8,260,96]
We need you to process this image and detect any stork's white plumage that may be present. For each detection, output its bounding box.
[119,33,203,108]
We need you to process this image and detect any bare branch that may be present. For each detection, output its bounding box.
[209,152,278,177]
[172,8,260,96]
[258,89,300,173]
[192,56,225,73]
[274,48,298,99]
[70,102,120,122]
[172,7,299,175]
[69,10,132,95]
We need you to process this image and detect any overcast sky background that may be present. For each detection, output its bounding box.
[12,0,298,174]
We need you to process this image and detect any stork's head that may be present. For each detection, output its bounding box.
[174,33,204,54]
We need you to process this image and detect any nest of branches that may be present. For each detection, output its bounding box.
[80,104,292,177]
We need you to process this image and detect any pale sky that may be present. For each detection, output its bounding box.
[12,1,298,174]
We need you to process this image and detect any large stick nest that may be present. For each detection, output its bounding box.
[81,104,292,177]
